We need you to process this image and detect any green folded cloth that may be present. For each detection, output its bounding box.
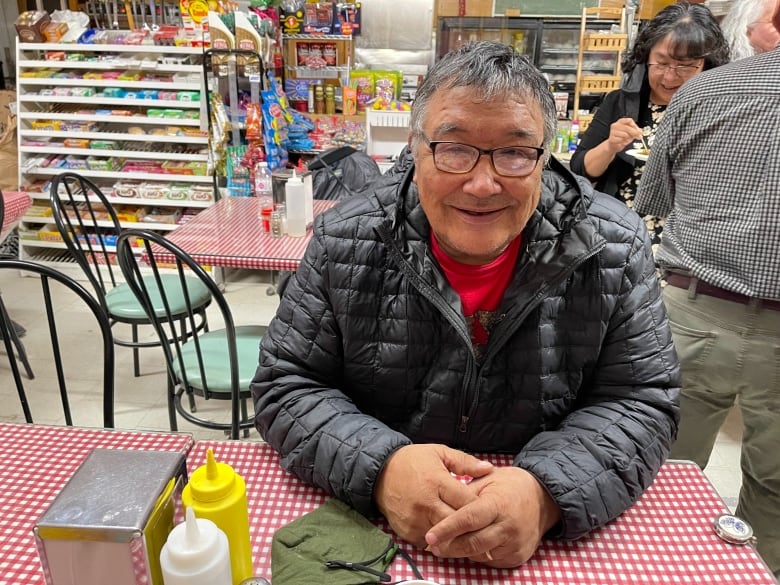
[272,498,398,585]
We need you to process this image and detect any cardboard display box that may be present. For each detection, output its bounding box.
[437,0,494,17]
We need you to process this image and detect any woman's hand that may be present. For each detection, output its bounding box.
[607,117,645,154]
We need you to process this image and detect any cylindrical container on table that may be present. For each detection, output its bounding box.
[284,170,307,237]
[181,448,253,585]
[160,506,232,585]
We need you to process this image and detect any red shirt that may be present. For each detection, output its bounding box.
[431,234,522,355]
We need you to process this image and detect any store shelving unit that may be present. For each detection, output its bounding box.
[16,41,212,277]
[572,6,627,131]
[282,33,352,82]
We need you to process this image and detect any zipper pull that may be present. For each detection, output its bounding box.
[459,416,469,433]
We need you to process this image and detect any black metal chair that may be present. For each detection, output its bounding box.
[0,191,34,380]
[116,228,267,439]
[48,172,211,377]
[0,259,114,428]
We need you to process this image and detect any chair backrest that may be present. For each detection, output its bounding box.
[115,228,243,436]
[0,259,115,428]
[48,172,124,306]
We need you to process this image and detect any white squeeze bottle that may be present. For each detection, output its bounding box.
[285,169,307,237]
[160,506,232,585]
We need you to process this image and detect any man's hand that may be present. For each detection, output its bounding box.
[424,466,561,568]
[374,444,493,547]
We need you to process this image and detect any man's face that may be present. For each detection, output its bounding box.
[412,86,545,266]
[747,2,780,53]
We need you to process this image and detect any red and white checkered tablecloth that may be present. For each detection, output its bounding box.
[1,191,32,241]
[0,423,193,585]
[191,441,778,585]
[163,198,338,272]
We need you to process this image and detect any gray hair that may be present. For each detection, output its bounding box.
[410,41,556,164]
[721,0,776,59]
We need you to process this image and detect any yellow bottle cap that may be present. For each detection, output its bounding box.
[188,448,236,502]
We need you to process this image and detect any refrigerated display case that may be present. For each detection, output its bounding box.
[436,17,540,64]
[436,17,621,115]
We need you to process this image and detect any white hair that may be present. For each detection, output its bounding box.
[721,0,777,59]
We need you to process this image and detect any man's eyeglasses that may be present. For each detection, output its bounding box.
[421,134,545,177]
[647,62,702,78]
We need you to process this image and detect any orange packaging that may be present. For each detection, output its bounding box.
[342,86,357,116]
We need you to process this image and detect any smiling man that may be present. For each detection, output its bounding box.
[252,41,680,569]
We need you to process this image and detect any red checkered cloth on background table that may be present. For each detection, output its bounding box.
[1,191,32,240]
[191,441,778,585]
[0,423,193,585]
[162,198,338,272]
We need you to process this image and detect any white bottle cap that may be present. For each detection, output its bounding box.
[160,507,233,585]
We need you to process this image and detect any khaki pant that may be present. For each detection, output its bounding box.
[664,285,780,577]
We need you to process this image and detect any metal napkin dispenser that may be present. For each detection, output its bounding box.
[34,448,187,585]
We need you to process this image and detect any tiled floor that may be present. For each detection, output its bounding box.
[0,265,742,509]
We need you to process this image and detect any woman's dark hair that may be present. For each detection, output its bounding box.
[622,2,730,73]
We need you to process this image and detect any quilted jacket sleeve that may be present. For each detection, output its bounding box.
[515,205,680,539]
[251,221,412,516]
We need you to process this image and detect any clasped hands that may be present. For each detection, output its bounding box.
[374,444,561,568]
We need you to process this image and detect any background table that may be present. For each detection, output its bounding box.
[191,441,778,585]
[0,423,193,585]
[1,191,32,242]
[163,198,338,272]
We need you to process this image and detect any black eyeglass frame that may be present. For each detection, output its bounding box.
[420,133,545,177]
[646,61,703,77]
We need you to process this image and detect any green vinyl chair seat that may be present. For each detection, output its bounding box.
[105,275,211,322]
[173,325,266,396]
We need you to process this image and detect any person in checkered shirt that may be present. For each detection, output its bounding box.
[635,3,780,577]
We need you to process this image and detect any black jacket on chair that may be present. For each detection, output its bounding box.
[252,156,680,540]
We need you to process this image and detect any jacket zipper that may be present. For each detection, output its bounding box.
[376,224,607,442]
[458,239,608,437]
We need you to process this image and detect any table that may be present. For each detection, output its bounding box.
[190,441,778,585]
[1,191,32,242]
[163,197,338,272]
[0,422,193,585]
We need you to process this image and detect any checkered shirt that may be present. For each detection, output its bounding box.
[635,46,780,300]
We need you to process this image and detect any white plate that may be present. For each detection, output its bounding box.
[627,148,650,162]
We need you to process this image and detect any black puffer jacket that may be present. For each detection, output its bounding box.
[252,157,680,540]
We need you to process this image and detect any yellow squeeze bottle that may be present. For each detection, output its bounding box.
[181,449,252,585]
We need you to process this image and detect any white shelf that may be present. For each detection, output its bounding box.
[20,146,208,161]
[366,110,411,158]
[16,40,214,269]
[19,43,205,54]
[26,191,213,208]
[18,59,202,73]
[19,78,202,91]
[24,168,213,183]
[18,111,202,126]
[20,130,207,143]
[21,217,181,231]
[19,95,202,108]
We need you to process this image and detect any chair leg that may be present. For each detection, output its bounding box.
[241,397,250,438]
[166,377,178,432]
[131,323,140,377]
[0,301,34,379]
